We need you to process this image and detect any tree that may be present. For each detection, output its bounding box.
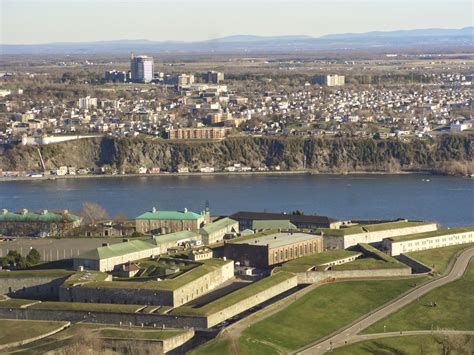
[80,202,109,225]
[113,213,128,224]
[26,248,41,266]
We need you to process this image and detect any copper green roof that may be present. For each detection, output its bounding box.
[0,209,81,223]
[200,218,238,235]
[77,239,159,260]
[136,209,203,221]
[252,220,297,230]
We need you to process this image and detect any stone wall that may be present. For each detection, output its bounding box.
[162,328,195,353]
[0,307,207,329]
[62,261,234,307]
[296,267,412,284]
[0,276,69,299]
[206,274,298,327]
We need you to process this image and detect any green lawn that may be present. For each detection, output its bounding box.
[30,301,143,314]
[62,270,109,286]
[0,319,68,346]
[407,242,474,273]
[332,258,406,270]
[278,250,360,273]
[99,328,185,340]
[365,261,474,333]
[172,272,296,316]
[0,298,39,308]
[332,334,474,355]
[189,338,232,355]
[0,269,73,278]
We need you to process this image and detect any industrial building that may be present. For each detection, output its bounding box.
[199,217,239,245]
[224,232,323,268]
[382,226,474,256]
[135,208,209,234]
[0,208,82,237]
[230,211,341,231]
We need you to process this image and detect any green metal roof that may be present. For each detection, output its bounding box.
[153,230,200,244]
[77,239,159,260]
[136,209,203,221]
[252,220,297,230]
[200,217,238,235]
[0,209,81,223]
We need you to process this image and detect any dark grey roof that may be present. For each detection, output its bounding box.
[229,211,338,225]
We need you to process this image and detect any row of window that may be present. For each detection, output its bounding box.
[273,241,319,262]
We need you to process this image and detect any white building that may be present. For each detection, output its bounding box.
[78,96,97,110]
[383,226,474,256]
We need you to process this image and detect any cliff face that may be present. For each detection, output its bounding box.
[0,134,472,174]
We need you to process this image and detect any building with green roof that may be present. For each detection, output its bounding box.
[382,226,474,256]
[73,239,161,272]
[135,207,209,234]
[199,217,239,245]
[0,208,82,237]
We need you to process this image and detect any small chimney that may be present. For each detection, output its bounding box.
[42,209,48,215]
[152,207,157,213]
[184,208,188,213]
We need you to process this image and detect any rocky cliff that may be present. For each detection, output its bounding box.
[0,134,472,175]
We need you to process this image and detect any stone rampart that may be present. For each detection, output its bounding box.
[206,274,298,327]
[296,267,412,284]
[0,276,69,299]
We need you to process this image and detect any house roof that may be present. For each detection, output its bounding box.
[135,209,203,221]
[230,211,338,225]
[0,208,81,223]
[200,217,238,235]
[153,230,200,244]
[77,239,159,260]
[386,226,474,243]
[252,220,297,230]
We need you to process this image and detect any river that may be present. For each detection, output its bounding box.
[0,174,473,227]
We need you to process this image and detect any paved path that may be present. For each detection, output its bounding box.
[297,247,474,355]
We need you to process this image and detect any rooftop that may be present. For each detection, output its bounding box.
[319,220,434,237]
[0,208,81,223]
[77,239,159,260]
[153,230,200,244]
[232,232,321,249]
[252,220,297,230]
[136,209,203,221]
[200,217,238,235]
[230,211,338,225]
[386,226,474,243]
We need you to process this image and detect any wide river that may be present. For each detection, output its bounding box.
[0,174,473,227]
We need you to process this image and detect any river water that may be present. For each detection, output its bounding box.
[0,174,473,227]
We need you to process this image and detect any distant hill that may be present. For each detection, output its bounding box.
[1,27,472,54]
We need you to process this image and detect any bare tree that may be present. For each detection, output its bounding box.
[432,332,472,355]
[113,213,129,224]
[80,202,109,225]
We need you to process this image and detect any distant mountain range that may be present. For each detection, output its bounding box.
[2,27,473,54]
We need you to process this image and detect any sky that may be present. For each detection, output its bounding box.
[1,0,473,44]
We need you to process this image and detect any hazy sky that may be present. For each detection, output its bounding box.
[1,0,473,44]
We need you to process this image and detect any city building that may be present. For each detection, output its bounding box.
[167,127,230,140]
[230,211,341,231]
[382,226,474,256]
[224,232,324,268]
[104,70,127,83]
[188,247,213,261]
[312,74,345,87]
[130,55,154,83]
[199,217,239,245]
[135,208,209,234]
[0,208,82,237]
[78,96,97,109]
[206,71,224,84]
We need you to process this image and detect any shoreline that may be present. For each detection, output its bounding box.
[0,169,450,183]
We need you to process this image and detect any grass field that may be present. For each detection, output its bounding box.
[30,301,143,313]
[0,319,68,346]
[407,242,474,273]
[98,328,185,340]
[0,298,39,308]
[365,261,474,333]
[0,269,73,278]
[192,276,425,354]
[332,334,474,355]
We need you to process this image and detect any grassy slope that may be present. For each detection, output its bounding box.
[278,250,360,273]
[30,301,142,313]
[0,319,68,345]
[365,261,474,333]
[407,242,474,273]
[332,334,474,355]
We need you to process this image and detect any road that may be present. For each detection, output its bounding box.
[297,247,474,355]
